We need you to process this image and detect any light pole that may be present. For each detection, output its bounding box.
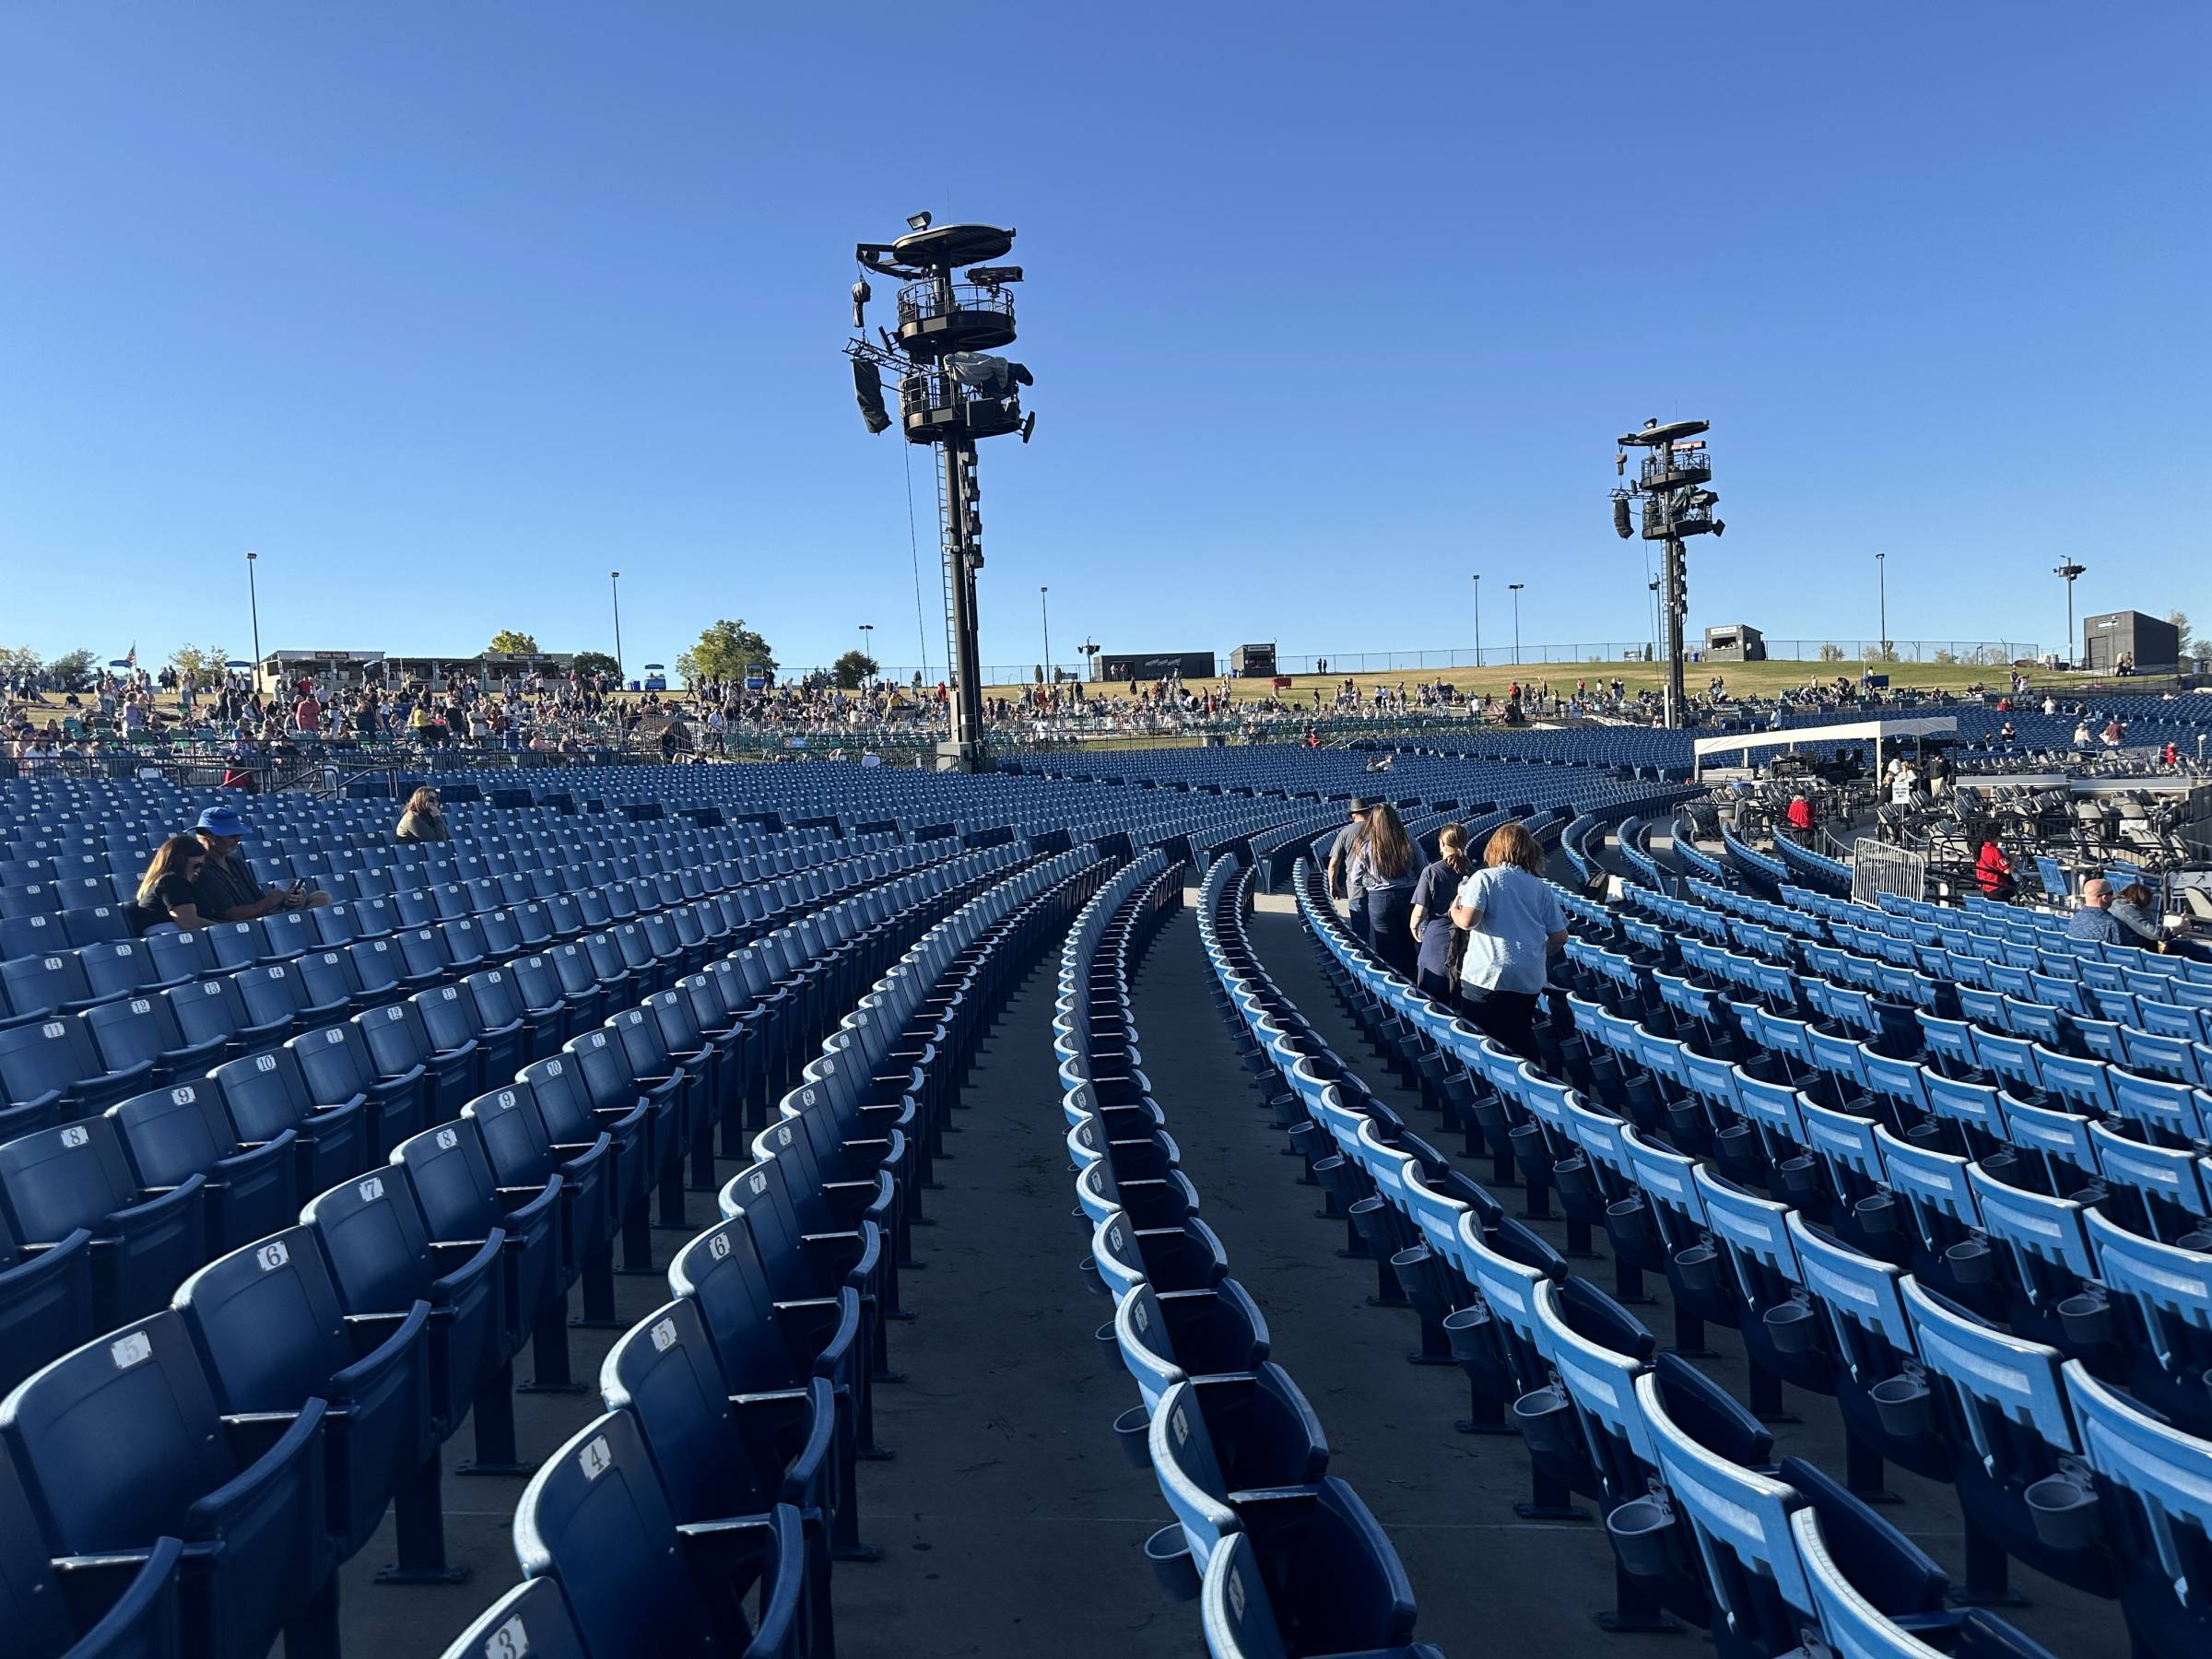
[1471,574,1482,668]
[1040,586,1052,685]
[244,551,263,683]
[1509,582,1524,665]
[1876,551,1888,660]
[609,571,624,686]
[2054,561,2086,668]
[858,623,875,685]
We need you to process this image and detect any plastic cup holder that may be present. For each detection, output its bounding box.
[1143,1523,1199,1601]
[1673,1243,1722,1297]
[1904,1120,1945,1147]
[1094,1320,1121,1370]
[1512,1383,1575,1456]
[1852,1193,1898,1236]
[1443,1303,1493,1364]
[1945,1237,1994,1286]
[1763,1299,1816,1355]
[2024,1473,2100,1553]
[1606,1195,1655,1250]
[1869,1372,1934,1440]
[1606,1495,1682,1580]
[1776,1156,1823,1203]
[1112,1405,1153,1469]
[1553,1155,1596,1203]
[2057,1291,2114,1348]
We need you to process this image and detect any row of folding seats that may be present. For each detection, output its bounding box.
[0,837,1045,1659]
[1063,852,1447,1659]
[0,843,928,1111]
[1277,855,2084,1659]
[0,841,901,1026]
[437,845,1109,1659]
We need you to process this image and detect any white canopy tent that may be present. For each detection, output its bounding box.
[1691,715,1959,779]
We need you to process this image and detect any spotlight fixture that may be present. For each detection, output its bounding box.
[906,210,933,230]
[966,265,1023,285]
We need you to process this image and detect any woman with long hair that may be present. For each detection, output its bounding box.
[1359,802,1423,980]
[1408,821,1474,1002]
[395,786,449,842]
[1450,820,1568,1059]
[127,834,208,935]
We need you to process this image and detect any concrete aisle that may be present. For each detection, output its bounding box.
[1129,907,1683,1658]
[829,958,1190,1659]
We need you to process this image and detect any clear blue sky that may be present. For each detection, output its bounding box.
[4,4,2206,677]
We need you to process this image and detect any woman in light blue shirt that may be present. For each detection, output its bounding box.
[1450,820,1568,1059]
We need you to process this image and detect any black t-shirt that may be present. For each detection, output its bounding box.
[194,853,265,921]
[127,872,201,935]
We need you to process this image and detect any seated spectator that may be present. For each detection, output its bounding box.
[1974,838,2015,900]
[395,786,450,842]
[192,804,331,920]
[124,834,209,935]
[2065,877,2122,944]
[2111,882,2168,949]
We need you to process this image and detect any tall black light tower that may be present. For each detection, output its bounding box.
[1613,418,1724,728]
[2053,561,2086,668]
[844,213,1034,771]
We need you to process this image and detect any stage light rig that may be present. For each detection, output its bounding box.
[1612,418,1724,729]
[844,212,1035,771]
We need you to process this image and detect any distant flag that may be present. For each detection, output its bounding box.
[126,643,136,667]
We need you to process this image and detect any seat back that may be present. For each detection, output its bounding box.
[436,1577,592,1659]
[599,1297,778,1524]
[512,1410,718,1656]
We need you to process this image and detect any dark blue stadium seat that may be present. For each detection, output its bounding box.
[0,1113,206,1326]
[513,1410,818,1658]
[173,1226,438,1571]
[1193,1484,1435,1659]
[0,1442,186,1659]
[393,1117,569,1387]
[290,1018,426,1159]
[300,1167,510,1477]
[0,1309,337,1659]
[603,1294,853,1561]
[107,1081,296,1254]
[465,1080,618,1327]
[437,1576,591,1659]
[209,1045,371,1198]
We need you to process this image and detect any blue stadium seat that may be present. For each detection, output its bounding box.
[2061,1360,2212,1659]
[300,1167,510,1477]
[172,1227,437,1570]
[437,1576,591,1659]
[209,1045,371,1198]
[0,1444,185,1659]
[512,1410,818,1659]
[393,1117,569,1387]
[0,1112,206,1326]
[0,1309,337,1659]
[1194,1489,1438,1659]
[602,1294,853,1563]
[107,1080,297,1253]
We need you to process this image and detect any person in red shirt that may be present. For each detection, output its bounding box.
[1784,793,1816,842]
[293,691,321,734]
[1975,839,2015,900]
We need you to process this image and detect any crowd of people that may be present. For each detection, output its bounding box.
[1325,800,1569,1060]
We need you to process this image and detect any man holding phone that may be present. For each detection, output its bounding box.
[191,803,333,922]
